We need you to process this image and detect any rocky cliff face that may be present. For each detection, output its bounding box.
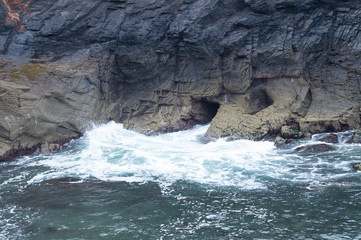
[0,0,360,160]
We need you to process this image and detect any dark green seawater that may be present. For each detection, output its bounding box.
[1,123,361,239]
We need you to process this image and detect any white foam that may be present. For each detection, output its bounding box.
[3,122,360,189]
[17,122,275,188]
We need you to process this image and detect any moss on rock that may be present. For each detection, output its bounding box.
[10,68,21,81]
[20,64,46,81]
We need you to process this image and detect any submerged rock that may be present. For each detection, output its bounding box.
[353,130,361,143]
[197,135,216,144]
[45,226,57,233]
[295,144,336,153]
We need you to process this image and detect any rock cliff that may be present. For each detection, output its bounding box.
[0,0,360,160]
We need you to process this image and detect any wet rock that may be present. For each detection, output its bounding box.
[226,136,242,142]
[295,144,336,153]
[352,163,361,171]
[280,125,303,139]
[274,136,298,149]
[197,135,216,144]
[347,130,361,144]
[319,134,339,144]
[274,136,286,148]
[44,177,83,185]
[0,56,104,161]
[342,132,355,143]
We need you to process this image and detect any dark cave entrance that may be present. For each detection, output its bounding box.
[248,88,274,115]
[193,99,220,124]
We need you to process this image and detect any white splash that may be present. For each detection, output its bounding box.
[18,122,276,188]
[7,122,361,189]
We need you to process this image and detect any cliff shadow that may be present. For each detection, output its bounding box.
[192,99,220,125]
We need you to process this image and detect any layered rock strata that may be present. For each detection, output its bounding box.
[0,0,360,160]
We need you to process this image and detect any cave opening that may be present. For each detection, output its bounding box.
[248,88,274,115]
[194,99,220,124]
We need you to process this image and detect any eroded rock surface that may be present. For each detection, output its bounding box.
[0,52,108,160]
[0,0,360,159]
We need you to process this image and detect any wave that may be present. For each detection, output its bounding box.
[2,122,361,190]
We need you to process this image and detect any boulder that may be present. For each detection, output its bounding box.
[280,125,303,139]
[295,144,336,153]
[347,130,361,144]
[352,163,361,171]
[319,134,339,144]
[274,136,299,149]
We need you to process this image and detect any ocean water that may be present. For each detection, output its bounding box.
[1,122,361,239]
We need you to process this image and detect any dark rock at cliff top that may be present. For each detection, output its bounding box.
[0,0,360,160]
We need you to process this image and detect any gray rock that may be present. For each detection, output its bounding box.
[319,134,339,144]
[295,144,336,153]
[347,130,361,144]
[274,136,298,149]
[0,0,360,160]
[280,125,303,139]
[274,136,288,149]
[0,54,106,161]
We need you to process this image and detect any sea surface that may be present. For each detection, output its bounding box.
[1,122,361,239]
